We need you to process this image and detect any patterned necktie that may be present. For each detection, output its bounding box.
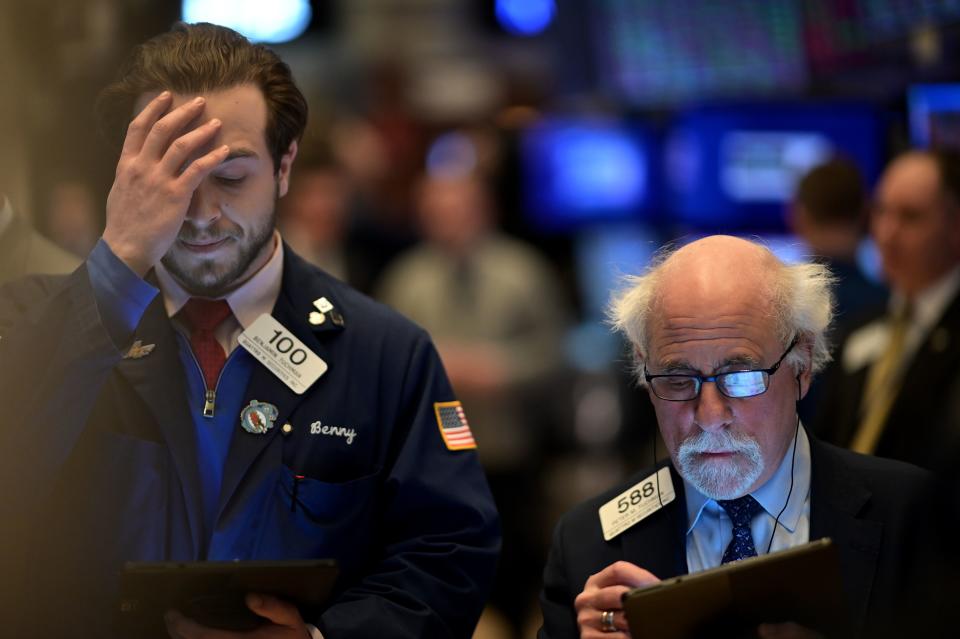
[718,495,763,563]
[179,298,233,390]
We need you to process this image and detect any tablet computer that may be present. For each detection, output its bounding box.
[622,538,849,639]
[118,559,338,637]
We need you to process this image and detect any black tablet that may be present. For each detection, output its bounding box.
[622,539,850,639]
[118,559,338,637]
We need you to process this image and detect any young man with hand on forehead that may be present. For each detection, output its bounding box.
[0,22,498,639]
[537,236,928,639]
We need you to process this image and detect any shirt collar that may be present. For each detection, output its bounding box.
[684,424,812,534]
[154,230,284,329]
[890,265,960,334]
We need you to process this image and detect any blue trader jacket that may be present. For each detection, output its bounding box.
[0,243,500,639]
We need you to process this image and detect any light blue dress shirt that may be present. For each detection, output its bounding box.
[684,424,811,573]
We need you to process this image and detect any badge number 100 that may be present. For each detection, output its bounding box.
[268,330,308,366]
[617,481,656,513]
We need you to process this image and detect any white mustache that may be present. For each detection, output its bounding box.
[679,430,761,458]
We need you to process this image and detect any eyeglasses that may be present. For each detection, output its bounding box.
[644,337,799,401]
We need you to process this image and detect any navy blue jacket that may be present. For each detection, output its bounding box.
[0,246,500,638]
[538,436,928,639]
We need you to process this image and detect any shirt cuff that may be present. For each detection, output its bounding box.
[87,239,158,348]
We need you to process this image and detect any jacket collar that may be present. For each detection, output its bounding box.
[215,244,346,521]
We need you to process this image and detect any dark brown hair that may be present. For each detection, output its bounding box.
[794,157,866,226]
[97,22,307,171]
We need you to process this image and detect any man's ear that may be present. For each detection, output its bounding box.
[635,347,649,387]
[276,140,298,198]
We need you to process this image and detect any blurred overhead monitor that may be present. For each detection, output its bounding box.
[593,0,807,106]
[521,117,658,231]
[909,84,960,149]
[664,104,882,232]
[182,0,312,43]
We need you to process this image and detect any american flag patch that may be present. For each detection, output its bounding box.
[434,401,477,450]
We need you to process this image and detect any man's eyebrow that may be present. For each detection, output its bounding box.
[222,147,259,162]
[653,354,761,374]
[718,355,762,369]
[654,358,697,373]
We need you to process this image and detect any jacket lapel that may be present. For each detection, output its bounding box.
[114,292,205,557]
[216,248,342,520]
[809,438,880,634]
[620,465,690,579]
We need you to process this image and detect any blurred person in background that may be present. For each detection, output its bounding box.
[0,9,80,283]
[789,157,887,326]
[379,168,569,639]
[815,149,960,468]
[43,178,102,258]
[0,193,81,284]
[328,115,418,294]
[788,157,888,424]
[279,146,353,282]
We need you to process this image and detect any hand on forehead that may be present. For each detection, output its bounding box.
[133,84,267,156]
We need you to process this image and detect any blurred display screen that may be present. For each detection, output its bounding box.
[909,84,960,149]
[521,117,657,231]
[592,0,960,106]
[804,0,960,71]
[593,0,807,106]
[663,104,882,231]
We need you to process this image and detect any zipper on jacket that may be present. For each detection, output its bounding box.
[203,389,216,418]
[186,347,235,419]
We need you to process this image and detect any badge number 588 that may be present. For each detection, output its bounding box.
[598,467,676,541]
[617,481,657,513]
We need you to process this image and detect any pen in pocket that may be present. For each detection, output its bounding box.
[291,474,305,513]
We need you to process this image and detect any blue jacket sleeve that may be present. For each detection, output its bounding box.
[0,241,156,508]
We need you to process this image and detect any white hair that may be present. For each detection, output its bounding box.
[608,241,836,385]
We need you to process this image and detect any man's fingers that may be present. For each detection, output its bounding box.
[159,118,222,176]
[245,592,304,628]
[120,91,172,160]
[586,561,660,589]
[140,96,208,162]
[178,144,231,192]
[577,610,630,639]
[590,585,633,611]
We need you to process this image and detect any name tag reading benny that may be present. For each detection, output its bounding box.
[598,468,676,541]
[239,314,327,395]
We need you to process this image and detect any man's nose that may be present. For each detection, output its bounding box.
[693,380,732,432]
[186,182,221,226]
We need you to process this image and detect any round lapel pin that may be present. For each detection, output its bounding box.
[240,400,279,434]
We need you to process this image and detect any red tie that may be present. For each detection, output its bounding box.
[179,298,233,390]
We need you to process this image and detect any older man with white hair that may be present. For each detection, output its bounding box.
[538,235,928,639]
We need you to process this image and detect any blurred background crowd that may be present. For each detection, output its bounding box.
[3,1,960,637]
